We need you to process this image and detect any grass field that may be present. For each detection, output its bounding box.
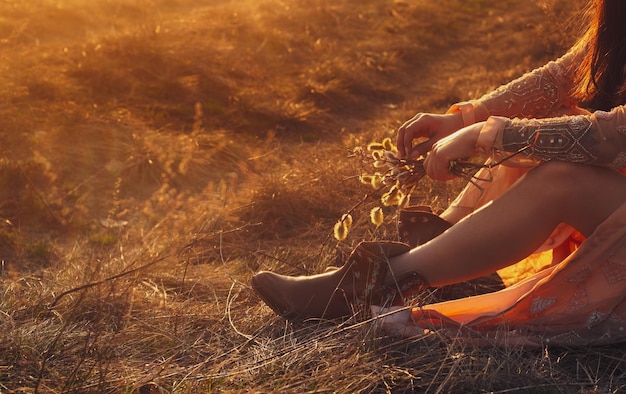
[3,0,626,392]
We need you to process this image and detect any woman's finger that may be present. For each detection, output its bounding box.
[412,139,435,158]
[424,148,454,181]
[396,127,407,158]
[403,124,419,158]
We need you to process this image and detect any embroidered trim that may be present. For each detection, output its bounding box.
[566,266,592,284]
[530,296,556,315]
[501,116,597,163]
[610,152,626,170]
[479,64,565,118]
[586,311,608,329]
[602,258,626,284]
[567,285,589,312]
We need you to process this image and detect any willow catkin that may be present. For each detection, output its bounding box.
[333,137,429,240]
[381,137,394,151]
[333,220,348,241]
[370,207,384,227]
[341,213,353,228]
[332,136,485,241]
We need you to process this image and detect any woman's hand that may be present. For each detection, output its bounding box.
[423,122,485,181]
[396,112,464,159]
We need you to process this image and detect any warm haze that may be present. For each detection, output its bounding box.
[2,0,623,392]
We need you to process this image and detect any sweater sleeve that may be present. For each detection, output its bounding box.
[477,106,626,169]
[447,45,584,126]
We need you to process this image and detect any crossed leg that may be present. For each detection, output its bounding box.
[389,161,626,288]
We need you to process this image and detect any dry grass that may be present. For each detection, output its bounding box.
[2,0,625,392]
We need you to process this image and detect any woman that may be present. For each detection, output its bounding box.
[251,0,626,346]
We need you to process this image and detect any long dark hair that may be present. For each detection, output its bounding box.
[573,0,626,110]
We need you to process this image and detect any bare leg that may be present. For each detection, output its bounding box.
[389,162,626,287]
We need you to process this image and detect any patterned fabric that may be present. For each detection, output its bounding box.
[451,42,626,168]
[492,106,626,168]
[501,116,597,163]
[447,45,582,124]
[477,57,572,118]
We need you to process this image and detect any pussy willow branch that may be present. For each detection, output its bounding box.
[447,144,536,190]
[364,144,534,201]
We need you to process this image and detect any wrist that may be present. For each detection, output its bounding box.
[448,111,464,132]
[446,101,477,127]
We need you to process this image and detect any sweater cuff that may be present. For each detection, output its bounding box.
[447,101,490,127]
[476,116,507,155]
[446,102,476,127]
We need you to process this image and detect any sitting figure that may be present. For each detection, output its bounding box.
[251,0,626,346]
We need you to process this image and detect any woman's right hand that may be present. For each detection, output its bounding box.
[396,112,464,158]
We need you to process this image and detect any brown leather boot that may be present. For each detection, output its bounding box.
[398,206,451,247]
[398,205,506,301]
[251,241,413,321]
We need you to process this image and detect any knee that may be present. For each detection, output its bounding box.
[530,160,580,179]
[524,160,619,194]
[523,161,585,194]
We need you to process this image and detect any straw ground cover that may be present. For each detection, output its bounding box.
[2,0,625,392]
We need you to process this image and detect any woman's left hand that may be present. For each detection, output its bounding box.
[424,122,485,180]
